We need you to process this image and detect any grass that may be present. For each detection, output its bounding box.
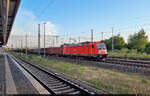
[12,52,150,94]
[108,48,150,58]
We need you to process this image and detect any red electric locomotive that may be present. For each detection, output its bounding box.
[63,42,107,59]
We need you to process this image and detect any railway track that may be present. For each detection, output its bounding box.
[8,54,102,95]
[104,57,150,69]
[63,55,150,69]
[62,56,150,69]
[108,56,150,61]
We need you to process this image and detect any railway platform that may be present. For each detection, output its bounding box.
[0,52,50,95]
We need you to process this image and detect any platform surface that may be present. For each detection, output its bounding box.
[0,52,49,95]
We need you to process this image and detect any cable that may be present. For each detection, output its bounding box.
[37,0,55,18]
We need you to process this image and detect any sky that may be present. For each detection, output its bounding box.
[7,0,150,48]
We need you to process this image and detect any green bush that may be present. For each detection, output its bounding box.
[145,43,150,54]
[128,28,148,51]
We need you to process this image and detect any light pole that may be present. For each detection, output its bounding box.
[38,24,40,55]
[43,22,50,57]
[91,29,93,43]
[101,32,103,41]
[26,32,28,58]
[43,22,46,57]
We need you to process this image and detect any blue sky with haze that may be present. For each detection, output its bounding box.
[12,0,150,42]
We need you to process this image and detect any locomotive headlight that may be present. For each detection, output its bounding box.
[98,50,101,53]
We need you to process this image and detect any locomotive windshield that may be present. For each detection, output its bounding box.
[97,44,106,49]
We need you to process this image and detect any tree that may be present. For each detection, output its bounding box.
[101,34,125,50]
[145,43,150,54]
[128,28,148,52]
[101,39,111,50]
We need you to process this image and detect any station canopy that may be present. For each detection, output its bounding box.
[0,0,21,45]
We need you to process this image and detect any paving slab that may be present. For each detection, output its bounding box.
[6,54,39,94]
[0,54,5,95]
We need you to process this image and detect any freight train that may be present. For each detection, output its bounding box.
[13,42,108,59]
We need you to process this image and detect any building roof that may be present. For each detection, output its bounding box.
[0,0,21,45]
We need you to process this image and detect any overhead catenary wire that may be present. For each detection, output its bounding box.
[37,0,55,18]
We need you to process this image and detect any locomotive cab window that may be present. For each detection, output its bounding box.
[97,44,106,49]
[91,45,94,48]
